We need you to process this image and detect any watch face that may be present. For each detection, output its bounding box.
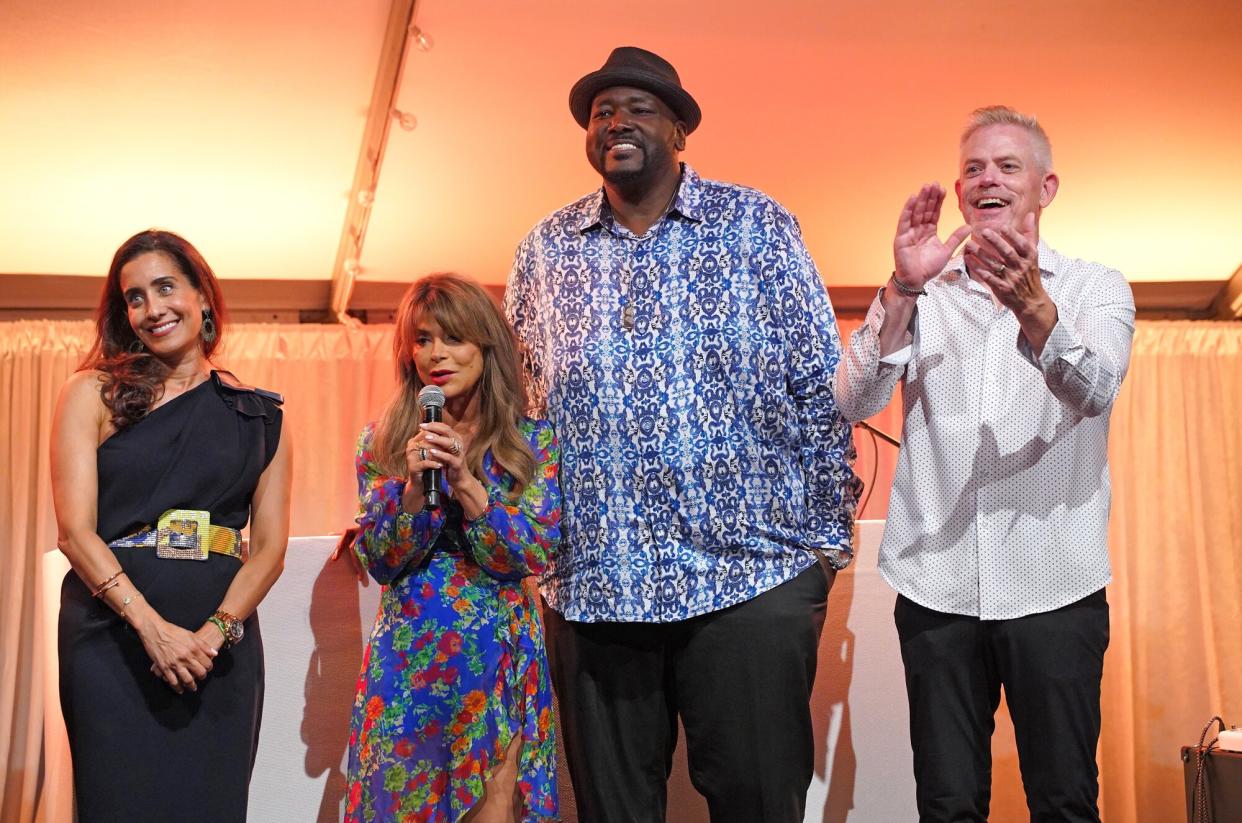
[214,612,244,646]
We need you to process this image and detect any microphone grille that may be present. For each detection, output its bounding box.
[417,384,446,409]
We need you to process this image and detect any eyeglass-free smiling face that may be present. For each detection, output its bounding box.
[120,251,207,358]
[586,86,685,189]
[955,123,1058,236]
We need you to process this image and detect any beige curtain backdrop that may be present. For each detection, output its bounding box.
[2,318,1239,821]
[0,319,399,822]
[1099,322,1242,821]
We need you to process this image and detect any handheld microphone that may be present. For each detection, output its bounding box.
[417,385,446,510]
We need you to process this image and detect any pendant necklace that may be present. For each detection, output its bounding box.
[620,184,679,332]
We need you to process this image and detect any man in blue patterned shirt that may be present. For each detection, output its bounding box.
[506,46,859,822]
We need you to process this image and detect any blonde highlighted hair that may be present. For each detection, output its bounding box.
[372,273,535,496]
[961,105,1053,172]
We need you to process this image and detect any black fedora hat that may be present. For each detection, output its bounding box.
[569,46,702,134]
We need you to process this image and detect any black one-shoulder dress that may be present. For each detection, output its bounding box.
[58,371,282,823]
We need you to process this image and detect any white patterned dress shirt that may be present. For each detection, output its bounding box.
[835,241,1135,619]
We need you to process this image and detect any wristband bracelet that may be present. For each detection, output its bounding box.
[889,272,926,298]
[207,616,230,646]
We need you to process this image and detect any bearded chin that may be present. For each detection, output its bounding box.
[603,163,647,187]
[602,164,660,203]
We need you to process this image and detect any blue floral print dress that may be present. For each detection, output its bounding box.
[345,418,560,822]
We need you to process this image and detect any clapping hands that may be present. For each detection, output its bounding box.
[892,183,971,292]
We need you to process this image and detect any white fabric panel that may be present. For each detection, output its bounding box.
[46,524,915,821]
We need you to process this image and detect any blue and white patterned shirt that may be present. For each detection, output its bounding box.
[506,164,859,623]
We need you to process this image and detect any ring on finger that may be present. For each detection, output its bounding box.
[449,438,462,456]
[419,447,428,461]
[992,264,1005,274]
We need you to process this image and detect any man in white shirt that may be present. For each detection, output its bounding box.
[835,106,1135,822]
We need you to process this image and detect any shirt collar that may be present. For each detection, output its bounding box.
[577,163,705,234]
[943,238,1058,291]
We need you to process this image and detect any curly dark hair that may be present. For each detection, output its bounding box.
[80,229,227,430]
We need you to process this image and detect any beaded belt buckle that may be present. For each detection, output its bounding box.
[155,509,211,561]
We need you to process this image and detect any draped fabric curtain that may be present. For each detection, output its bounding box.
[0,320,399,822]
[1099,322,1242,822]
[2,318,1239,822]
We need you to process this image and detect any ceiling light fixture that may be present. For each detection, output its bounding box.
[408,25,434,52]
[391,108,418,131]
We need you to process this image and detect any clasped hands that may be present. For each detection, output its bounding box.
[402,422,488,517]
[135,613,222,694]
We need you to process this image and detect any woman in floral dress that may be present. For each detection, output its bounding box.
[345,273,560,822]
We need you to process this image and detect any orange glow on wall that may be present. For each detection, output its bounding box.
[2,0,1240,288]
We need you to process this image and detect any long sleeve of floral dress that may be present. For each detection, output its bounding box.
[345,418,561,823]
[351,420,560,584]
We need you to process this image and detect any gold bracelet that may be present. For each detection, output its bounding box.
[118,592,143,622]
[92,570,123,598]
[209,609,245,648]
[93,578,121,598]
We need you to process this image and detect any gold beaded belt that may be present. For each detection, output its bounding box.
[109,509,246,562]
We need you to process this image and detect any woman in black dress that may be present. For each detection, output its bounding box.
[51,230,293,822]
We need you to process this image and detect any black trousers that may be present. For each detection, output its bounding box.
[545,564,832,823]
[894,590,1110,823]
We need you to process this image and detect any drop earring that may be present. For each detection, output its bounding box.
[201,310,217,343]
